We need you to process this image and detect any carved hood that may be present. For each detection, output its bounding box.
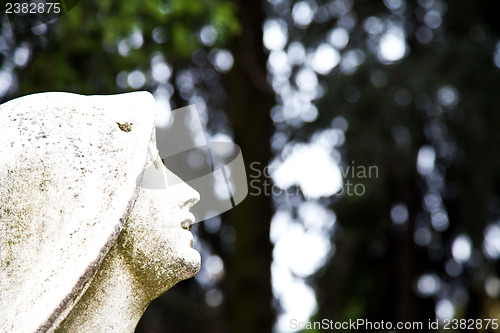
[0,92,156,332]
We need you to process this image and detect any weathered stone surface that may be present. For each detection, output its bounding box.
[57,138,201,332]
[0,92,157,332]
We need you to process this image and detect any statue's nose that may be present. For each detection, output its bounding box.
[178,182,200,209]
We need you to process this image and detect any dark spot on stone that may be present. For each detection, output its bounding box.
[39,180,49,192]
[117,122,133,132]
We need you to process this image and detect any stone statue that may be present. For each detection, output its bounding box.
[0,92,201,332]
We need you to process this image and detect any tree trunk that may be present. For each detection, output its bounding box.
[223,0,275,332]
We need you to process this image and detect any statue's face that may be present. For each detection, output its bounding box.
[118,140,201,294]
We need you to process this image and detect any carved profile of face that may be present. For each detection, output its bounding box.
[117,138,201,295]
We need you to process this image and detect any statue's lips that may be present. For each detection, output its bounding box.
[179,230,194,248]
[178,212,196,247]
[180,212,196,231]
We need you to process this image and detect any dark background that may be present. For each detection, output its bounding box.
[2,0,500,332]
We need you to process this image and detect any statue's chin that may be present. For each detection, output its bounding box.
[177,248,202,281]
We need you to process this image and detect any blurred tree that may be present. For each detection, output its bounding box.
[263,0,500,330]
[224,1,275,332]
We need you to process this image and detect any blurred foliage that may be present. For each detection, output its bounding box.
[2,0,240,96]
[266,0,500,330]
